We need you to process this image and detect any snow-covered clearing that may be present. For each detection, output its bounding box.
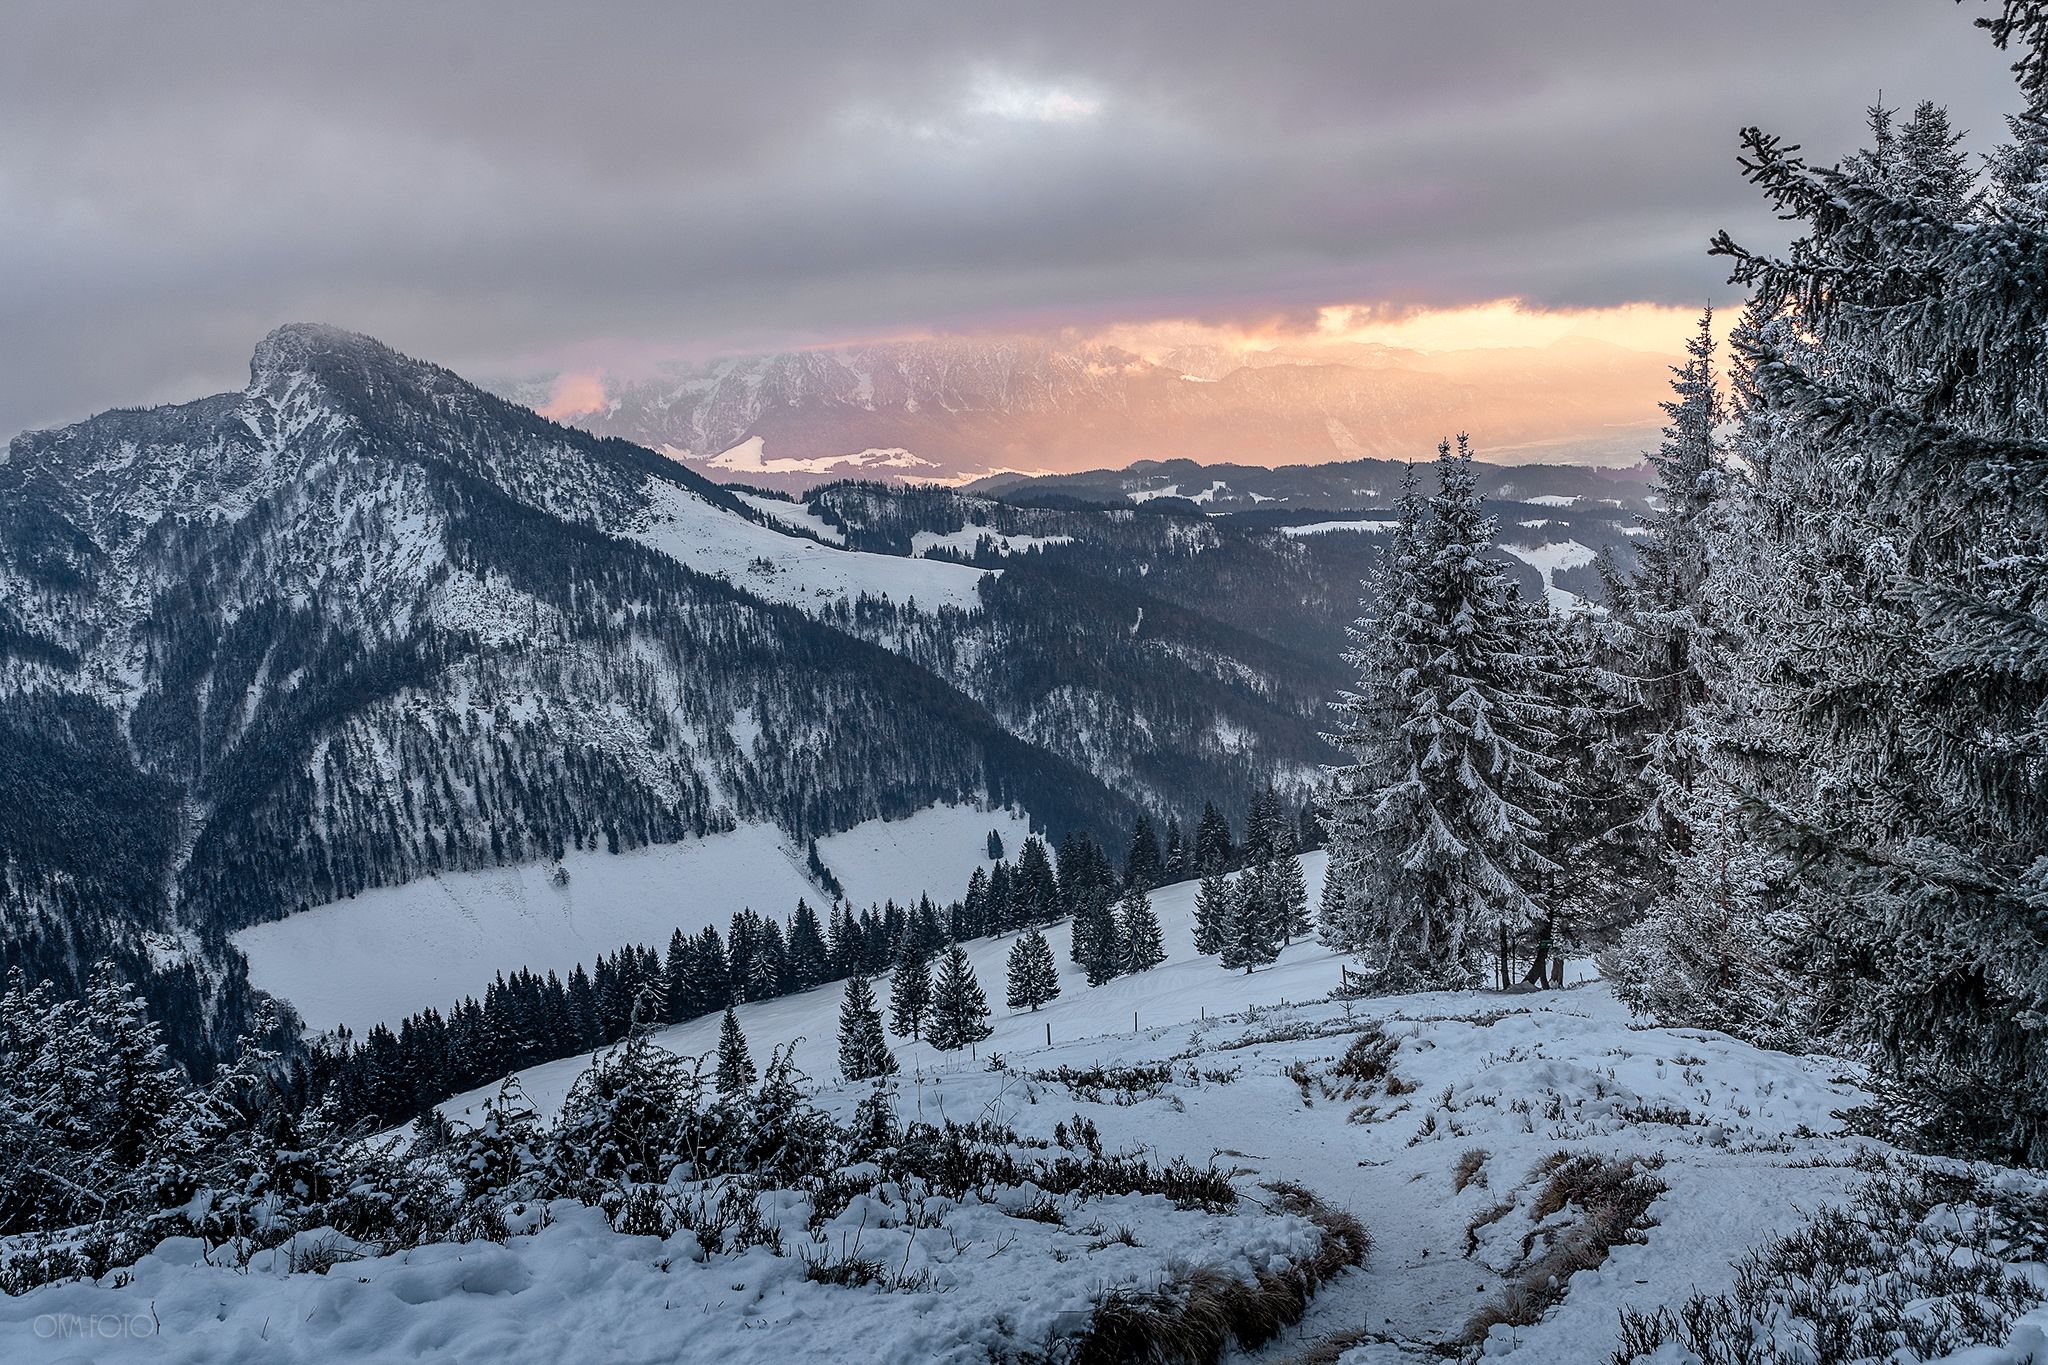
[1127,480,1227,505]
[1498,540,1599,614]
[237,805,1030,1036]
[631,479,988,614]
[730,490,846,544]
[700,436,939,478]
[1523,494,1580,508]
[909,527,1075,559]
[1282,519,1400,538]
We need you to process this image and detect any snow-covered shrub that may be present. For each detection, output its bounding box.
[1611,1165,2048,1365]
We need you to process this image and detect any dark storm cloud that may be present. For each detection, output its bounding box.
[0,0,2019,435]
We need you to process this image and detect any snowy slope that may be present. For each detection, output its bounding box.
[422,853,1969,1363]
[1498,539,1599,613]
[25,851,2048,1363]
[630,477,990,615]
[237,804,1033,1035]
[730,489,847,544]
[442,851,1588,1124]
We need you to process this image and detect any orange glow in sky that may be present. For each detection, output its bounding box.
[1086,297,1700,363]
[537,371,609,421]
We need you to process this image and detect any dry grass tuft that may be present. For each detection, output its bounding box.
[1064,1182,1369,1365]
[1460,1152,1666,1346]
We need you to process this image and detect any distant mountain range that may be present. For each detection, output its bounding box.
[504,335,1673,490]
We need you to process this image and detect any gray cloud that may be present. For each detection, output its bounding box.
[0,0,2020,436]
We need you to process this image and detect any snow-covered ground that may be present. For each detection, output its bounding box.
[1498,539,1598,613]
[422,854,2044,1363]
[237,804,1031,1035]
[730,489,846,544]
[21,852,2048,1362]
[700,436,941,479]
[630,479,989,615]
[909,527,1075,558]
[1281,519,1400,538]
[6,1191,1322,1365]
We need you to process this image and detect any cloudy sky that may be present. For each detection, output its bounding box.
[0,0,2019,439]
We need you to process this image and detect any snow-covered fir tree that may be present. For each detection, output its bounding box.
[1193,873,1231,955]
[835,975,897,1082]
[1319,437,1563,990]
[926,945,993,1052]
[1320,464,1426,954]
[1117,886,1165,974]
[887,936,931,1040]
[1219,878,1279,975]
[1264,828,1312,945]
[1005,930,1060,1011]
[1619,54,2048,1159]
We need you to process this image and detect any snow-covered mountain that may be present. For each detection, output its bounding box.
[0,326,1339,1064]
[524,336,1673,490]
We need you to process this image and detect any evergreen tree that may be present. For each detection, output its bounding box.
[986,828,1005,861]
[787,899,829,992]
[1244,784,1284,865]
[1015,837,1060,927]
[1117,886,1165,974]
[1319,438,1563,990]
[927,945,994,1052]
[1124,815,1164,890]
[1078,894,1124,987]
[887,937,931,1040]
[1005,930,1061,1011]
[1162,817,1186,881]
[836,975,897,1082]
[1623,46,2048,1159]
[663,929,690,1025]
[1219,878,1280,974]
[1193,801,1233,876]
[1193,873,1231,956]
[1264,828,1312,945]
[714,1006,754,1097]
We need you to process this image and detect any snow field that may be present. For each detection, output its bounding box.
[629,478,990,615]
[1,1192,1322,1365]
[237,805,1033,1036]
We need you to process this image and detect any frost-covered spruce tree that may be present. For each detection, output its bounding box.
[1005,929,1060,1011]
[888,936,931,1040]
[1193,873,1231,955]
[1118,886,1166,973]
[1320,465,1426,953]
[836,975,897,1082]
[714,1006,754,1097]
[1598,308,1726,902]
[926,945,993,1052]
[1321,438,1563,990]
[1219,878,1279,974]
[1077,892,1124,987]
[1264,825,1311,944]
[1679,29,2048,1159]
